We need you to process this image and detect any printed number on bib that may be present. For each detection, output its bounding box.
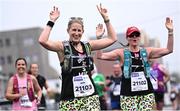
[20,95,32,107]
[131,71,148,92]
[73,75,95,97]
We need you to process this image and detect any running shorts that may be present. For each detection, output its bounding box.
[120,93,155,111]
[59,95,100,111]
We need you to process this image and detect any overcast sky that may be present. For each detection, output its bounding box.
[0,0,180,74]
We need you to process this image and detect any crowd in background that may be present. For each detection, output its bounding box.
[1,3,179,111]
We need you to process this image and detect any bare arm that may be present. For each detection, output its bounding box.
[32,76,42,101]
[5,77,21,101]
[38,6,64,52]
[44,80,49,90]
[149,17,174,59]
[89,4,117,51]
[44,80,51,94]
[96,49,122,61]
[158,64,170,83]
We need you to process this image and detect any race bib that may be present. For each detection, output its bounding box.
[131,71,148,92]
[73,75,95,97]
[150,69,158,90]
[113,84,121,96]
[150,77,158,90]
[20,95,32,107]
[170,93,176,99]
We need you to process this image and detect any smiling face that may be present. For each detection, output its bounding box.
[30,64,38,77]
[68,22,84,44]
[15,58,27,75]
[67,18,84,44]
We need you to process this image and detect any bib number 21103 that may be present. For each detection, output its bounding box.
[73,75,95,97]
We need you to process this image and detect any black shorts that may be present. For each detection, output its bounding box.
[154,91,164,102]
[99,95,107,110]
[170,92,177,102]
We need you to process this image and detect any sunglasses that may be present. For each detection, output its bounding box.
[70,17,83,21]
[128,32,140,38]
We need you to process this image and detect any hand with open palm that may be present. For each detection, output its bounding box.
[165,17,173,31]
[96,24,105,39]
[49,6,60,22]
[97,3,109,21]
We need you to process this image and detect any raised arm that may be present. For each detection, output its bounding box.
[38,6,63,52]
[96,23,105,39]
[96,49,122,61]
[89,4,117,51]
[149,17,174,59]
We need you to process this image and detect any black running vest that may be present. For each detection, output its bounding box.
[60,41,97,100]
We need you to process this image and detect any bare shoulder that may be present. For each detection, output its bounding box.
[29,75,36,81]
[144,47,154,56]
[57,40,64,49]
[114,48,123,53]
[145,47,152,52]
[8,76,14,84]
[6,76,15,88]
[158,64,166,71]
[54,40,64,51]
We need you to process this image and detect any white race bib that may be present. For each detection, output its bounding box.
[73,75,95,97]
[150,77,158,90]
[170,93,176,99]
[131,71,148,92]
[113,84,121,96]
[20,95,32,107]
[150,69,158,90]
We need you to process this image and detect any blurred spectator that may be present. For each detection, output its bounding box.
[92,64,107,110]
[170,86,179,110]
[150,60,170,110]
[29,63,50,110]
[177,83,180,110]
[106,62,122,110]
[5,58,42,111]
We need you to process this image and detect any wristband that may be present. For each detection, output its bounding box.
[97,36,102,39]
[47,21,54,28]
[104,19,110,23]
[168,31,173,36]
[168,29,173,32]
[168,34,173,37]
[168,33,173,35]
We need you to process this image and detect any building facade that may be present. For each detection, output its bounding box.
[0,27,59,98]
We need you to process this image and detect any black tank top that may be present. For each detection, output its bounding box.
[60,42,97,100]
[120,51,154,96]
[36,75,46,106]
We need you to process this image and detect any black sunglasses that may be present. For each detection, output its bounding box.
[70,17,83,21]
[128,32,140,38]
